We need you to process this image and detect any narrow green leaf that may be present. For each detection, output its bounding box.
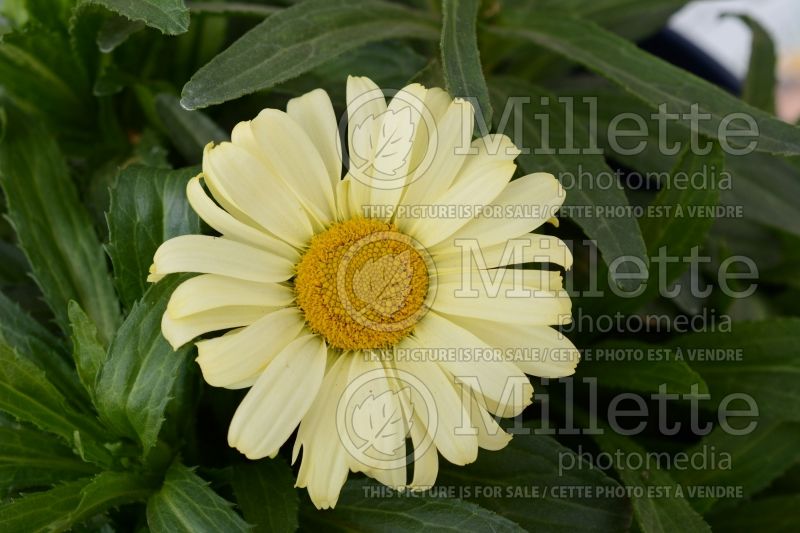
[86,0,190,35]
[590,428,711,533]
[181,0,439,109]
[437,435,633,531]
[674,422,800,513]
[231,459,299,533]
[0,342,112,465]
[441,0,492,125]
[186,1,279,17]
[68,301,107,403]
[731,14,776,114]
[302,478,524,532]
[0,423,98,492]
[490,77,648,291]
[494,16,800,155]
[95,276,194,454]
[106,165,200,310]
[708,494,800,532]
[0,471,155,532]
[669,319,800,420]
[154,94,229,164]
[147,463,249,532]
[0,107,120,343]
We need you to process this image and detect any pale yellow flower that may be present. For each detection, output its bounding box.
[149,76,578,509]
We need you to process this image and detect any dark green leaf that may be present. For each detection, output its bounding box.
[0,342,112,465]
[0,471,155,532]
[708,494,800,532]
[68,301,107,403]
[181,0,438,109]
[231,459,299,533]
[0,423,98,492]
[0,106,120,343]
[86,0,190,35]
[302,478,524,532]
[106,165,200,310]
[731,14,776,114]
[441,0,492,125]
[147,463,249,532]
[154,94,229,164]
[490,77,648,291]
[437,435,633,532]
[494,16,800,155]
[186,1,279,17]
[96,12,146,53]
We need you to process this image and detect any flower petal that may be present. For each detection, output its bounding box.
[167,274,293,318]
[432,233,573,272]
[228,334,327,459]
[287,88,343,188]
[161,305,271,350]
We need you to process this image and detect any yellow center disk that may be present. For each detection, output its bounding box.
[294,218,430,351]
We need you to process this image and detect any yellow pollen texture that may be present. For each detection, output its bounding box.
[294,218,429,351]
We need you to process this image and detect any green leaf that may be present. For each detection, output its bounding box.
[302,478,524,532]
[147,463,249,532]
[94,276,194,453]
[0,342,112,465]
[589,428,710,533]
[673,422,800,513]
[494,16,800,155]
[154,94,229,164]
[85,0,190,35]
[0,291,84,402]
[437,435,633,532]
[0,423,98,492]
[180,0,439,109]
[0,470,155,532]
[68,301,107,403]
[0,106,120,343]
[96,12,146,53]
[731,14,776,114]
[708,494,800,532]
[231,459,299,533]
[583,340,709,395]
[106,165,201,310]
[186,1,279,18]
[441,0,492,125]
[669,319,800,421]
[489,77,648,291]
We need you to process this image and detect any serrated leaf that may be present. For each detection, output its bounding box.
[68,301,107,403]
[0,342,112,465]
[0,106,120,343]
[106,165,200,310]
[231,459,299,533]
[489,78,648,291]
[441,0,492,125]
[0,470,155,532]
[181,0,438,109]
[85,0,189,35]
[301,478,524,532]
[154,94,229,164]
[96,12,146,53]
[437,435,633,531]
[95,276,195,454]
[495,16,800,155]
[147,463,249,532]
[0,423,98,492]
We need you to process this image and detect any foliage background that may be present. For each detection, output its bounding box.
[0,0,799,531]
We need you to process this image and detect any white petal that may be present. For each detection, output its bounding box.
[433,233,573,272]
[186,176,300,260]
[413,311,533,418]
[161,305,271,349]
[251,109,337,226]
[287,88,343,188]
[204,142,314,247]
[469,393,512,451]
[441,314,580,378]
[167,274,293,318]
[149,235,294,283]
[295,355,355,509]
[346,76,386,216]
[195,307,305,389]
[228,334,327,459]
[430,173,565,253]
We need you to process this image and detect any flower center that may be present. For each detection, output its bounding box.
[294,218,430,351]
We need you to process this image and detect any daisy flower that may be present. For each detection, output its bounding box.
[149,76,578,509]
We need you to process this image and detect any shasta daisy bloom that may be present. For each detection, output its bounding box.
[149,76,579,509]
